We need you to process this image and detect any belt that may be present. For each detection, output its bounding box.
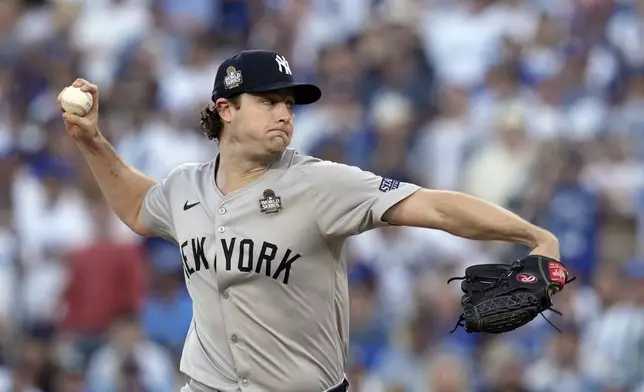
[190,377,349,392]
[324,377,349,392]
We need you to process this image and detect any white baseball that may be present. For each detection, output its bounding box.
[58,86,93,116]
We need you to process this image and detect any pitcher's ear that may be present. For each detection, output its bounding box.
[215,98,234,123]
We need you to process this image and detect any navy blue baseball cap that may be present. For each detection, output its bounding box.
[211,50,322,105]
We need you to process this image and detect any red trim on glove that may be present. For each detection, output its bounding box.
[548,262,567,287]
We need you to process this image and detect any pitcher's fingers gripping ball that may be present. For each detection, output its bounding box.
[448,255,576,333]
[57,79,101,140]
[58,84,93,116]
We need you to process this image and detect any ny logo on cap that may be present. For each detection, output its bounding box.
[275,55,292,75]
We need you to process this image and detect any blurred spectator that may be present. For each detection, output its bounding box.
[51,336,87,392]
[414,269,480,357]
[612,71,644,160]
[470,63,532,140]
[290,43,364,155]
[410,84,472,190]
[578,258,644,392]
[462,106,536,208]
[510,144,600,283]
[54,365,85,392]
[582,134,644,217]
[348,263,390,373]
[140,243,192,358]
[69,0,153,90]
[86,313,176,392]
[13,158,92,331]
[2,332,58,392]
[158,33,220,117]
[426,351,473,392]
[421,0,506,87]
[375,313,442,392]
[478,338,528,392]
[60,198,148,364]
[345,358,387,392]
[346,91,418,185]
[525,323,591,392]
[606,0,644,69]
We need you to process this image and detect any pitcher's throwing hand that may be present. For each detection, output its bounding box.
[58,79,100,141]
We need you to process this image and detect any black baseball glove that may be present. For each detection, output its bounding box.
[447,255,575,334]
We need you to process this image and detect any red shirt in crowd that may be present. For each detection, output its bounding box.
[61,241,148,335]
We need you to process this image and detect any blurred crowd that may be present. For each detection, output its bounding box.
[0,0,643,391]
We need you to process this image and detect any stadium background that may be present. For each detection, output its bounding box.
[0,0,643,391]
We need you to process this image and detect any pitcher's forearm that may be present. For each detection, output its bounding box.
[427,191,551,246]
[384,189,558,248]
[75,132,156,233]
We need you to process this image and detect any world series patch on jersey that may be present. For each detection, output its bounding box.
[139,148,421,392]
[258,189,281,214]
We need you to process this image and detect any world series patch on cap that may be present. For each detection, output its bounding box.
[224,66,243,90]
[212,50,322,105]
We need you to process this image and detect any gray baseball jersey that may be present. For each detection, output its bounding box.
[140,148,421,392]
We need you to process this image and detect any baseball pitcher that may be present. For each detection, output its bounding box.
[58,50,565,392]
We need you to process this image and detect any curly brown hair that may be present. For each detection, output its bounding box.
[199,95,242,141]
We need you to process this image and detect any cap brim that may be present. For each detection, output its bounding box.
[245,82,322,105]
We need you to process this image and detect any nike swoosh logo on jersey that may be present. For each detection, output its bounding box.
[183,201,200,211]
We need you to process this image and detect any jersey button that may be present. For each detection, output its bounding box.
[219,207,226,214]
[231,335,238,343]
[218,226,225,233]
[222,291,229,299]
[241,379,249,387]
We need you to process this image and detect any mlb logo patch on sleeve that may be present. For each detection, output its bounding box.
[379,178,400,193]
